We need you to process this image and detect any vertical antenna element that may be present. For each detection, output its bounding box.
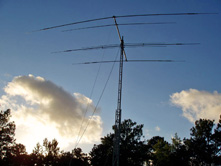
[112,37,124,166]
[113,16,127,61]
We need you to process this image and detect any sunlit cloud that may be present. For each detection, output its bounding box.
[170,89,221,123]
[0,75,102,153]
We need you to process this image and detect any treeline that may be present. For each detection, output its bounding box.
[0,109,221,166]
[1,109,90,166]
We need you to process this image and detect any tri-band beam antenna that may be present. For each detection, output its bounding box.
[32,12,215,166]
[33,12,216,32]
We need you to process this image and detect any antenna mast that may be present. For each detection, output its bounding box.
[112,17,126,166]
[112,37,124,166]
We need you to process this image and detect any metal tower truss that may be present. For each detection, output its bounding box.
[112,37,124,166]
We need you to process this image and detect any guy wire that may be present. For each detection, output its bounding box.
[74,28,114,148]
[74,48,120,149]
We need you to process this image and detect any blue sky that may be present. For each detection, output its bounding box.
[0,0,221,153]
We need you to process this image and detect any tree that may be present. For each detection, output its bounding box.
[147,136,171,166]
[30,138,60,166]
[171,133,181,151]
[90,134,113,166]
[59,151,73,166]
[119,119,147,166]
[147,136,164,152]
[43,138,60,165]
[69,148,90,166]
[31,142,44,165]
[213,115,221,164]
[0,109,16,164]
[90,119,148,166]
[184,117,221,165]
[12,143,27,156]
[33,142,44,156]
[43,138,60,157]
[11,143,28,166]
[170,133,189,166]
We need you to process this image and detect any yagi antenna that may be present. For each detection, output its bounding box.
[30,12,216,166]
[33,12,217,32]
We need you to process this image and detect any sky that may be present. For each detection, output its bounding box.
[0,0,221,154]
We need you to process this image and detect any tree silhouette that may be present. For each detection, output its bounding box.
[90,134,113,166]
[1,108,220,166]
[42,138,60,165]
[10,143,28,166]
[90,119,148,166]
[147,136,171,166]
[30,139,90,166]
[31,142,44,165]
[184,116,221,165]
[69,148,90,166]
[213,115,221,164]
[0,109,16,165]
[170,133,189,166]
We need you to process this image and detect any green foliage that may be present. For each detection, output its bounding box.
[171,133,181,151]
[90,119,148,166]
[119,119,147,166]
[191,118,214,142]
[90,134,113,166]
[90,116,221,166]
[153,139,171,166]
[170,133,189,166]
[184,117,221,165]
[147,136,171,166]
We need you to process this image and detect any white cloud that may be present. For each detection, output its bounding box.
[0,75,102,153]
[170,89,221,123]
[155,126,160,132]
